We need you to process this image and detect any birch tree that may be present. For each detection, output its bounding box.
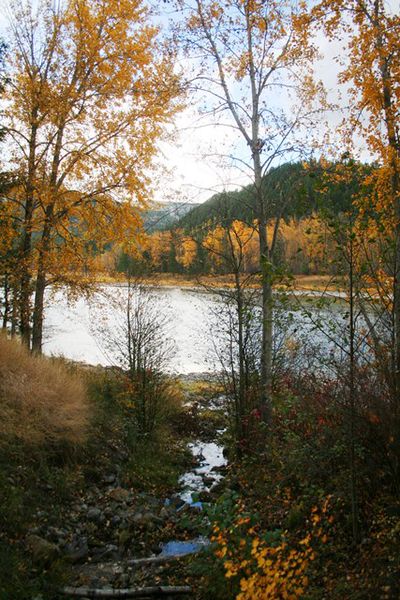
[178,0,321,420]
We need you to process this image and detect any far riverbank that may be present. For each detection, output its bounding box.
[96,272,344,293]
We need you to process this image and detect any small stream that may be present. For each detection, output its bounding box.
[179,437,227,504]
[160,435,227,557]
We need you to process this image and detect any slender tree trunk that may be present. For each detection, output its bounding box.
[235,268,245,449]
[11,284,18,337]
[247,5,273,419]
[348,232,360,543]
[19,116,39,347]
[31,215,52,353]
[31,124,64,353]
[254,152,273,422]
[374,0,400,406]
[2,273,10,329]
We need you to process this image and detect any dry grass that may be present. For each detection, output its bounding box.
[95,272,345,293]
[0,334,89,445]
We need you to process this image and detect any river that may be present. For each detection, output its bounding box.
[41,284,370,374]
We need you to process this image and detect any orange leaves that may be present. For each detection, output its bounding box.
[308,0,400,162]
[176,234,198,269]
[4,0,183,296]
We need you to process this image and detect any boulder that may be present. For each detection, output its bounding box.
[64,537,89,563]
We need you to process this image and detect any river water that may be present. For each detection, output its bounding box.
[43,285,221,373]
[42,283,368,375]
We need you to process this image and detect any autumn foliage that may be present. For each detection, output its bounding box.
[1,0,182,350]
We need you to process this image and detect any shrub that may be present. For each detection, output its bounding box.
[207,492,331,600]
[0,334,89,446]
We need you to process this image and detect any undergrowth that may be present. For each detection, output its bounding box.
[0,343,188,598]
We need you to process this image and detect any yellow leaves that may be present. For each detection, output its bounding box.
[176,235,198,269]
[308,0,400,170]
[210,498,332,600]
[4,0,184,309]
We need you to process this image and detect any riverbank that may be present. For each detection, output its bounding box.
[0,346,229,599]
[1,337,399,599]
[96,272,345,294]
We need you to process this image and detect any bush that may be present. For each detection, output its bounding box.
[0,334,89,446]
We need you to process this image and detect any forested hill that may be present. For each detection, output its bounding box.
[174,161,371,232]
[144,201,200,231]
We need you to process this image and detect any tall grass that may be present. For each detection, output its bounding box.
[0,334,88,445]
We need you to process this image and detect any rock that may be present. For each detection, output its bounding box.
[103,474,117,485]
[27,534,60,565]
[159,506,170,520]
[46,526,66,544]
[385,504,400,517]
[203,476,215,487]
[210,480,225,496]
[150,543,162,555]
[198,491,212,503]
[118,573,129,587]
[28,526,41,536]
[211,464,228,475]
[144,495,160,508]
[87,507,102,522]
[132,511,163,529]
[108,487,131,503]
[168,496,186,511]
[118,528,133,548]
[91,544,119,562]
[64,537,89,563]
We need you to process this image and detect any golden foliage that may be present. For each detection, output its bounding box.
[176,233,198,268]
[212,497,331,600]
[2,0,183,327]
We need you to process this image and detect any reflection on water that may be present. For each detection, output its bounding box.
[42,284,370,374]
[43,286,219,373]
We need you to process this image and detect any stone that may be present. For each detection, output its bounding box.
[169,495,186,510]
[118,528,133,547]
[159,507,170,520]
[150,543,162,555]
[46,526,66,543]
[211,464,228,475]
[132,511,162,528]
[87,507,102,522]
[64,538,89,563]
[103,474,117,485]
[91,544,119,562]
[198,491,212,503]
[203,476,215,487]
[119,573,129,586]
[108,487,131,503]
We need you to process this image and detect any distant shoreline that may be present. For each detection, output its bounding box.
[95,272,344,293]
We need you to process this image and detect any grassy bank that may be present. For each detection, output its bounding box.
[0,336,191,598]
